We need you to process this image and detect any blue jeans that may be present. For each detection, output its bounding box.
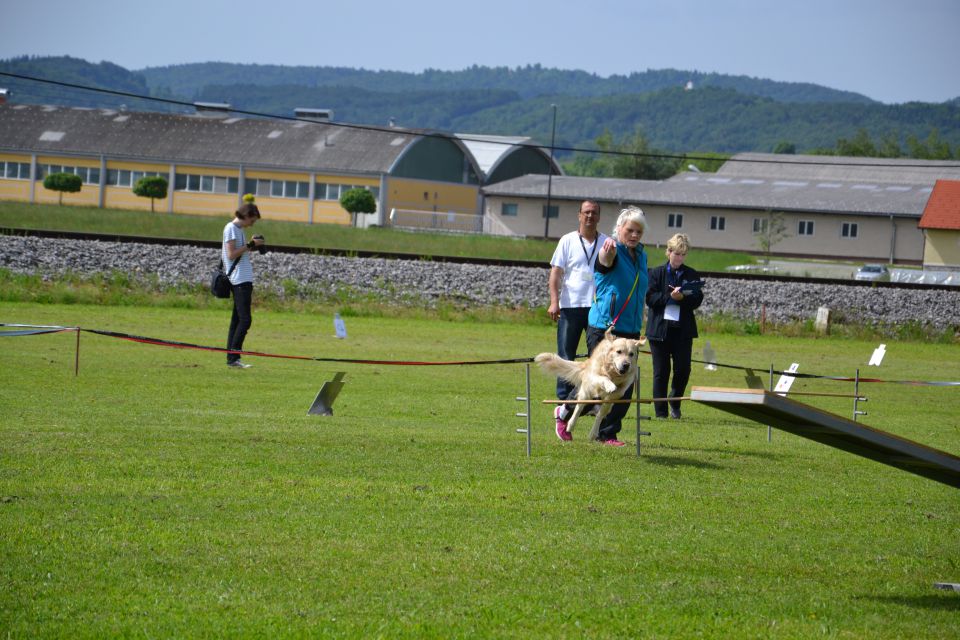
[556,307,590,399]
[227,282,253,363]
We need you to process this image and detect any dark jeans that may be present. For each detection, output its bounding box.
[555,307,590,399]
[649,327,693,417]
[560,325,638,441]
[227,282,253,364]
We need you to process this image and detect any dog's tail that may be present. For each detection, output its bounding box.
[534,353,584,385]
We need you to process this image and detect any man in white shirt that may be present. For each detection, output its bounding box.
[547,200,607,408]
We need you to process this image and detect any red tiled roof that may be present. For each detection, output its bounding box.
[919,180,960,230]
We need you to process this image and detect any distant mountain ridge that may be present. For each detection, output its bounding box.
[138,61,878,105]
[2,56,958,156]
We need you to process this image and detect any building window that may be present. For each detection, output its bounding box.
[108,169,161,187]
[174,172,238,194]
[667,213,684,229]
[798,220,815,236]
[841,222,859,238]
[501,203,518,217]
[212,176,238,194]
[2,162,31,180]
[542,204,559,219]
[315,183,341,201]
[709,215,725,231]
[752,218,769,234]
[243,178,307,199]
[38,164,100,185]
[314,183,376,201]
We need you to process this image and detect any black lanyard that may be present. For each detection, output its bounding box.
[579,234,598,266]
[667,264,683,286]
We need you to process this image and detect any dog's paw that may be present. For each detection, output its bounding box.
[601,380,617,394]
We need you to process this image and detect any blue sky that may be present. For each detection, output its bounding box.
[1,0,957,104]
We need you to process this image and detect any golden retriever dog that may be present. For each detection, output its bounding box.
[535,328,645,441]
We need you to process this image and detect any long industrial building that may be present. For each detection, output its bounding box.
[0,102,558,228]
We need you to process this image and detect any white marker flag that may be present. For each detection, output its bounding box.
[703,340,718,371]
[334,312,347,339]
[774,363,800,396]
[869,344,886,366]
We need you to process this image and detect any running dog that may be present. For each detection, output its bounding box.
[535,328,645,441]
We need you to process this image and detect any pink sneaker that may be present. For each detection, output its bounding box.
[602,438,627,447]
[555,406,572,441]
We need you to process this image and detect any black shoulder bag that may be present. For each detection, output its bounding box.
[210,256,240,299]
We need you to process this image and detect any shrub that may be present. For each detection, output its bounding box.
[42,172,83,205]
[133,176,169,212]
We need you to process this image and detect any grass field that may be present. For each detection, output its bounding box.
[0,201,755,272]
[1,301,958,637]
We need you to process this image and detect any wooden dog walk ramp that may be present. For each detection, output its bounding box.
[689,387,960,489]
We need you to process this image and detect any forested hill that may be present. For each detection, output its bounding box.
[139,62,877,105]
[0,55,157,111]
[189,83,960,153]
[2,56,959,155]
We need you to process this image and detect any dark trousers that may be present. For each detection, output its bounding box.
[227,282,253,364]
[650,327,692,417]
[555,307,590,399]
[561,326,637,441]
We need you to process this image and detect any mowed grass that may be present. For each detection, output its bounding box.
[0,201,755,272]
[1,301,958,638]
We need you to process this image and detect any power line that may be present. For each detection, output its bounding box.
[1,70,958,169]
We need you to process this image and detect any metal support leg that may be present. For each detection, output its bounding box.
[853,368,868,422]
[767,364,774,442]
[635,375,651,457]
[515,363,532,457]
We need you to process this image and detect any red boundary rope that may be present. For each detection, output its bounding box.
[2,323,959,385]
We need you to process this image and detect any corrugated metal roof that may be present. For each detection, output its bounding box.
[919,180,960,230]
[455,134,530,173]
[0,104,420,175]
[482,154,960,218]
[454,133,561,180]
[482,174,661,203]
[720,152,960,185]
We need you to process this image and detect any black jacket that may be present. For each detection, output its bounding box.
[645,262,703,342]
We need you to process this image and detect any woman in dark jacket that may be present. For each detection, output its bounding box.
[645,233,703,419]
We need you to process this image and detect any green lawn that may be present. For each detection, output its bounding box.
[0,201,755,272]
[1,301,957,637]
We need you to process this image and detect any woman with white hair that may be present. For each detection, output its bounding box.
[553,206,649,446]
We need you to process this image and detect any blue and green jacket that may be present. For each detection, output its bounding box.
[588,242,648,334]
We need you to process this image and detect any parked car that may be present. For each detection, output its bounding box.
[854,264,890,282]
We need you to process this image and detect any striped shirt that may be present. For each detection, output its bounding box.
[222,221,254,284]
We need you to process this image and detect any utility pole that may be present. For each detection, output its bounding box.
[543,103,557,238]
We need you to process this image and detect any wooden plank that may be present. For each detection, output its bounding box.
[690,386,960,489]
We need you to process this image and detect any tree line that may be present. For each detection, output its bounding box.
[3,56,958,171]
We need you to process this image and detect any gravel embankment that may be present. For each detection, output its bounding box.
[2,236,959,330]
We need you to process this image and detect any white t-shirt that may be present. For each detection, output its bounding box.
[549,230,608,308]
[222,221,254,285]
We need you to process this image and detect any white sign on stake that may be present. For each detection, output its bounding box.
[774,363,800,396]
[869,344,886,366]
[333,312,347,339]
[703,340,718,371]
